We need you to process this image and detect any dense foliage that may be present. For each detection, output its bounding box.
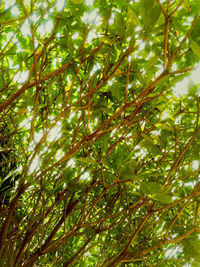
[1,0,200,266]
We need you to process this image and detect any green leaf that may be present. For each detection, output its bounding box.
[147,55,159,69]
[140,140,160,154]
[114,12,125,38]
[188,83,198,96]
[140,182,172,203]
[194,0,200,11]
[111,83,121,103]
[102,133,109,155]
[152,193,172,204]
[151,5,161,26]
[128,6,140,26]
[70,0,83,4]
[141,0,161,28]
[77,157,97,164]
[191,40,200,58]
[115,145,124,170]
[99,36,115,45]
[119,159,137,179]
[102,157,112,169]
[155,123,174,132]
[136,72,146,86]
[140,182,162,195]
[141,133,153,143]
[191,20,200,42]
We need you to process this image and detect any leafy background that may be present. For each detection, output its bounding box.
[1,0,200,266]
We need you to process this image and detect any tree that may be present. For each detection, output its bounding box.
[0,0,200,266]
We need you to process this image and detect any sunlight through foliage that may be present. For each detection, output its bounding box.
[0,0,200,266]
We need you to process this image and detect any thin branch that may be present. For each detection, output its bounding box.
[164,199,190,237]
[167,16,199,68]
[156,0,167,17]
[163,16,170,67]
[170,0,185,17]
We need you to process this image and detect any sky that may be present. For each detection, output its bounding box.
[173,64,200,97]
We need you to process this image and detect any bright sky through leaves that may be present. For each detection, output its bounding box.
[173,64,200,97]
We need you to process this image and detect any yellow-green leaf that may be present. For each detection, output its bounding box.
[191,40,200,58]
